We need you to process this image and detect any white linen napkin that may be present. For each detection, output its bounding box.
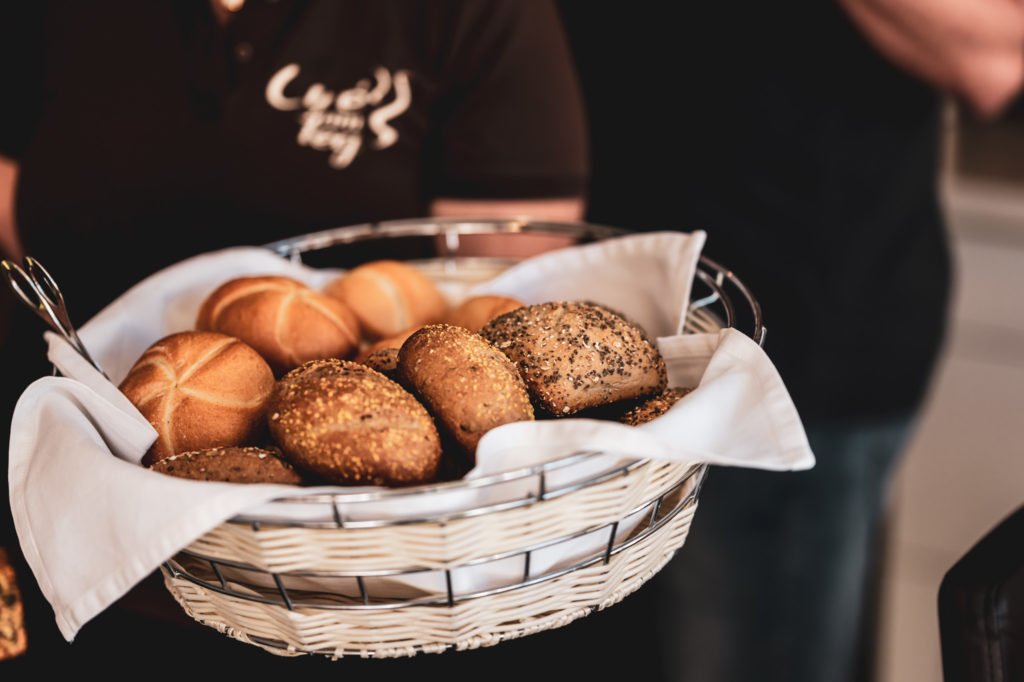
[8,231,814,641]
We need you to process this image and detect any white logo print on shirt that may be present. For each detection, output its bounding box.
[265,63,412,169]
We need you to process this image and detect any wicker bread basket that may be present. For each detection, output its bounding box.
[159,219,764,658]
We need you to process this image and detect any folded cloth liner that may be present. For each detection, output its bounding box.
[7,231,814,640]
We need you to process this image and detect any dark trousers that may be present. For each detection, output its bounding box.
[655,415,913,682]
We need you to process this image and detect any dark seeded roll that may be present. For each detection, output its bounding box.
[361,347,400,381]
[480,301,668,416]
[399,324,534,458]
[620,388,693,426]
[268,359,441,486]
[149,446,303,484]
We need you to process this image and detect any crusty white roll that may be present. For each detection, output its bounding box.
[324,261,447,340]
[197,276,360,375]
[355,326,421,362]
[444,295,524,333]
[119,332,275,466]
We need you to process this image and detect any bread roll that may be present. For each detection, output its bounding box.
[268,359,441,486]
[445,295,524,333]
[399,324,534,457]
[355,326,421,362]
[0,548,26,660]
[361,347,400,380]
[324,261,447,339]
[620,388,693,426]
[150,446,303,484]
[120,332,275,466]
[197,276,360,374]
[480,302,667,416]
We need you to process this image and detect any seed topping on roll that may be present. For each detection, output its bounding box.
[398,324,534,459]
[481,301,667,416]
[269,359,441,486]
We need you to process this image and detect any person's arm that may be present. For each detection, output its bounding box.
[0,157,20,262]
[840,0,1024,117]
[430,197,584,222]
[425,1,588,219]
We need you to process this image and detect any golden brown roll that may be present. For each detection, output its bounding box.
[120,332,275,466]
[445,295,524,333]
[268,359,441,486]
[197,276,360,374]
[399,324,534,457]
[354,326,421,362]
[620,388,693,426]
[0,548,26,661]
[149,446,304,484]
[480,301,667,416]
[324,261,447,339]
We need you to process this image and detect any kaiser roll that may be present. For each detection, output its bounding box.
[445,295,524,333]
[120,332,275,466]
[324,260,447,339]
[197,276,360,374]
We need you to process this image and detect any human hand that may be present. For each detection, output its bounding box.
[840,0,1024,117]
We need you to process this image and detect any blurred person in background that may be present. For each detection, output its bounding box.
[558,0,1024,680]
[0,0,597,673]
[4,1,1024,681]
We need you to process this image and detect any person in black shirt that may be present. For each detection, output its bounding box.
[557,1,1024,680]
[0,1,596,674]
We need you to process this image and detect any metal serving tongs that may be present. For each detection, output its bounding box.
[1,256,109,380]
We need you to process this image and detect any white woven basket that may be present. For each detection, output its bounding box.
[159,219,763,658]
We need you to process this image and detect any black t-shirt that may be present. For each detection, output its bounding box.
[0,0,588,636]
[559,1,951,421]
[1,0,587,317]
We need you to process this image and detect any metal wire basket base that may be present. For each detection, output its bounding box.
[163,484,698,658]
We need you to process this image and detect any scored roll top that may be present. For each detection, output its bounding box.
[119,331,275,466]
[197,276,360,374]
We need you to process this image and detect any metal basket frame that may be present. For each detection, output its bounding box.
[160,218,765,657]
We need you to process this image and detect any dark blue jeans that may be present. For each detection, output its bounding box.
[656,415,914,682]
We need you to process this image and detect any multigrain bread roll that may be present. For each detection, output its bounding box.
[620,388,693,426]
[480,302,667,416]
[120,332,275,466]
[445,295,524,333]
[197,276,360,374]
[149,446,303,484]
[399,324,534,457]
[268,359,441,486]
[324,261,447,339]
[361,347,400,380]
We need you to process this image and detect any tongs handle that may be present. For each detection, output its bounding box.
[1,257,109,379]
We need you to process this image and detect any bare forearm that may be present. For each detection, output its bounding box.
[430,197,584,222]
[0,157,21,261]
[840,0,1024,117]
[429,197,585,258]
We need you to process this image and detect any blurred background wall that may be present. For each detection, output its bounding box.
[878,100,1024,680]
